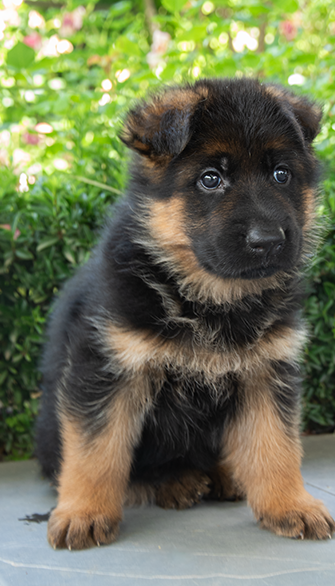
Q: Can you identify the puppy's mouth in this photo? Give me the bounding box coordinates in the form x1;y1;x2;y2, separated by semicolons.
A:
237;264;283;280
194;227;301;282
200;255;287;281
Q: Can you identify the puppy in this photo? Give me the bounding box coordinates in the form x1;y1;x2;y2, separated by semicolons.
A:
36;78;335;549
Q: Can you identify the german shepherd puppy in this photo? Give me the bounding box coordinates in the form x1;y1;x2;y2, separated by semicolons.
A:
36;78;335;549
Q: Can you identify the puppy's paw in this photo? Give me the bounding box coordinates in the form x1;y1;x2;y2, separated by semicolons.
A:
47;507;121;550
155;470;211;510
206;466;245;502
259;498;335;540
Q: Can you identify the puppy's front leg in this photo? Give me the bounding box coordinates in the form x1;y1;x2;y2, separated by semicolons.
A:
48;386;148;550
223;368;335;540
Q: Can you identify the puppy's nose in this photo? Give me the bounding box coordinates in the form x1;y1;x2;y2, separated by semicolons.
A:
246;225;286;255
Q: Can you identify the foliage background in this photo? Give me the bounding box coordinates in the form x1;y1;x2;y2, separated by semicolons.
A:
0;0;334;459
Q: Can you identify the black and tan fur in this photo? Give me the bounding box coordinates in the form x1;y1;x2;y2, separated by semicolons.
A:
36;78;335;549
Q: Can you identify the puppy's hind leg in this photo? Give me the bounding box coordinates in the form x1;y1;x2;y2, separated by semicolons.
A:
155;469;212;510
205;463;245;502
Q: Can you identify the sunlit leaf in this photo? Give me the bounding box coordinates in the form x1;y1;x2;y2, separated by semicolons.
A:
6;42;35;69
162;0;186;13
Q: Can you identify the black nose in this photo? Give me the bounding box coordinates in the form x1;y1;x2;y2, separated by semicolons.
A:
246;225;286;255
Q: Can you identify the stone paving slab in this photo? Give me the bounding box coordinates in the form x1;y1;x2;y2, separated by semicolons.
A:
0;435;334;586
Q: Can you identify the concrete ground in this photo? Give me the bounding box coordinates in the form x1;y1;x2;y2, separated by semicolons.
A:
0;434;334;586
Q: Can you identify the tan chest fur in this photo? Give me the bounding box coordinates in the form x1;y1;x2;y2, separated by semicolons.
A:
92;317;307;382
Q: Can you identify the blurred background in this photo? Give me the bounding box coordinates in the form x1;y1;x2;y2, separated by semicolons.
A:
0;0;334;460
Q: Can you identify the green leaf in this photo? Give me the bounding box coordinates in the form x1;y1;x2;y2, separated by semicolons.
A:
0;371;7;386
36;237;59;253
63;246;76;264
15;250;34;260
178;25;208;42
4;251;15;267
6;41;35;69
110;1;132;15
115;35;141;57
162;0;186;13
272;0;299;13
12;212;21;236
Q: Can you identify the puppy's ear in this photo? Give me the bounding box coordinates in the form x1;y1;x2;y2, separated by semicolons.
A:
266;84;322;143
120;87;204;158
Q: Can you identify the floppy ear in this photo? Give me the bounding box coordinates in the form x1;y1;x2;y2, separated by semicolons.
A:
120;87;204;158
266;84;322;144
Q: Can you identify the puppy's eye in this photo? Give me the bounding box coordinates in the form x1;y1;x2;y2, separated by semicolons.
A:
200;171;221;190
273;167;290;184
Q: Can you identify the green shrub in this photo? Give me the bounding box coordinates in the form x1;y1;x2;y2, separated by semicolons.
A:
303;175;335;432
0;172;118;458
1;0;335;459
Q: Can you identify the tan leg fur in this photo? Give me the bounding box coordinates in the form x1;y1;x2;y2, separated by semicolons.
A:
223;371;335;540
48;389;148;550
155;470;211;510
206;463;245;502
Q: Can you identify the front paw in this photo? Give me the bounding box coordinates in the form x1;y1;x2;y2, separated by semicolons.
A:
48;507;121;550
259;497;335;540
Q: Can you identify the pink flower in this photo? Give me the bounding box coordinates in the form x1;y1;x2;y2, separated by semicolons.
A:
0;224;20;240
23;33;42;50
23;133;40;146
279;20;297;41
60;7;85;37
61;13;75;36
147;29;171;68
0;149;9;167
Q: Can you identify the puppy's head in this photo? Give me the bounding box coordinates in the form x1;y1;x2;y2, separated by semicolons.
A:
121;78;322;286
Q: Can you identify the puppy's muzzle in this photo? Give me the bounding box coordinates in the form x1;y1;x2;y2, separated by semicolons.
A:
246;225;286;257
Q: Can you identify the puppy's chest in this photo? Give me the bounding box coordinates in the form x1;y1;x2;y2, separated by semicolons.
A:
166;299;269;351
149;302;276;382
106;294;303;382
